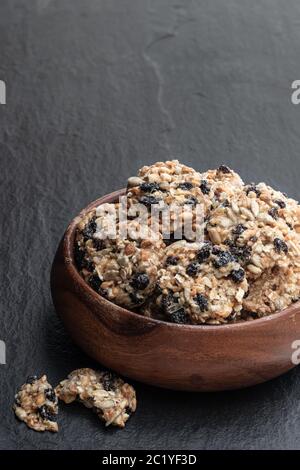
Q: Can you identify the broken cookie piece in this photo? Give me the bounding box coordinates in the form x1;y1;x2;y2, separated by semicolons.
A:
55;368;136;428
13;375;58;432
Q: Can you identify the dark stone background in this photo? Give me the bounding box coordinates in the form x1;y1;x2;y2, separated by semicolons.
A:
1;0;300;450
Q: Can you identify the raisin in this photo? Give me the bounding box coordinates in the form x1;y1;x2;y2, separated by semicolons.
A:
200;180;210;195
139;195;160;207
178;182;194;190
230;268;245;283
229;244;252;262
245;184;261;197
213;251;234;268
273;238;288;254
45;388;57;403
88;274;101;291
102;372;116;391
82;217;97;241
217;165;231;174
197;243;211;263
186;262;200;277
169;308;189;324
125;406;132;416
212;246;222;255
74;245;93;271
184;196;198;206
165;256;179;266
194;294;208;311
139;182;160;193
232;224;246;236
268;207;279;220
26;375;38;385
130;273;149;290
93;239;104;251
161;293;179;315
275;199;286;209
74;244;85;269
38;405;56;422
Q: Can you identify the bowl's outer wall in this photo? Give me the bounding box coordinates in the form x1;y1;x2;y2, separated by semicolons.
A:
51;191;300;391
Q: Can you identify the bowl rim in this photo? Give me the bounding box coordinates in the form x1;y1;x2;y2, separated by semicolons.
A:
62;188;300;332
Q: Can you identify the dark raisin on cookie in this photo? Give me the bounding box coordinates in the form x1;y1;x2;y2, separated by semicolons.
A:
161;293;180;315
194;294;209;311
200;179;210;195
184;196;198;206
274;199;286;209
74;244;93;271
169;308;189;324
197;243;211;263
93;239;104;251
139;182;160;193
268;207;279;220
230;268;245;283
227;243;252;262
217;165;231;174
38;405;56;422
45;388;57;403
82;217;97;241
186;262;200;277
139;195;161;207
102;372;117;391
212;246;222;255
130;273;150;290
213;250;234;268
26;375;38;385
88;274;101;291
245;184;261;197
273;238;288;254
232;224;246;236
178;182;194;190
165;256;179;266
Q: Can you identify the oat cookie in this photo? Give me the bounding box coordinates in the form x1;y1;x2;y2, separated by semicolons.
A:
207;184;300;278
75;204;165;308
55;368;136;428
13;375;58;432
127;162;245;241
243;265;300;315
201;165;244;206
126;160;209;240
155;240;248;324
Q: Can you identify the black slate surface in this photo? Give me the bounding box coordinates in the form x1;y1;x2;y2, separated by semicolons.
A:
1;0;300;450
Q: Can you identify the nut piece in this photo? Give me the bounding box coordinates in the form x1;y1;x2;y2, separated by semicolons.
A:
55;368;137;428
13;375;58;432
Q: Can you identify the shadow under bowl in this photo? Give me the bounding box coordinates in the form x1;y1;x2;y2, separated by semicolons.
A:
51;189;300;391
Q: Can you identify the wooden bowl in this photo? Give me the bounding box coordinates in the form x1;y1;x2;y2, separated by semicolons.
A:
51;189;300;391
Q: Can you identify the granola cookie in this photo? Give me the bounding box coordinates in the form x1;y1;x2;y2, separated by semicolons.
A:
55;368;136;428
126;160;209;240
243;265;300;316
155;240;248;324
75;204;165;308
13;375;58;432
207;183;300;278
201;165;244;206
126;162;244;241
